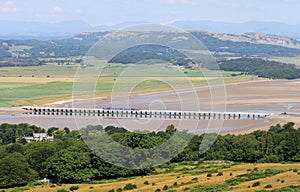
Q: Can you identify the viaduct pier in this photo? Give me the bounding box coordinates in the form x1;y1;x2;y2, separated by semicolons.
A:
21;106;270;120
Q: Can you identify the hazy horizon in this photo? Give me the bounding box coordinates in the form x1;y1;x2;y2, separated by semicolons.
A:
1;0;300;26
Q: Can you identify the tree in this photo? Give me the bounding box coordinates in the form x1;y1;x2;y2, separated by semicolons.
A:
46;147;98;183
47;127;59;136
0;153;37;188
70;185;79;191
25;142;56;178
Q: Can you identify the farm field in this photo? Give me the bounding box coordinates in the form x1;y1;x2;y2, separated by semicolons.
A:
270;56;300;67
7;162;300;192
0;63;246;107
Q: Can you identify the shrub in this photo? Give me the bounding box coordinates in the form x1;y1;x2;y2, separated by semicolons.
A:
217;172;223;176
265;184;273;188
152;182;156;186
143;181;149;185
57;190;68;192
163;185;169;190
173;182;178;187
155;189;161;192
192;177;198;181
27;181;44;187
90;186;94;189
108;189;115;192
116;188;122;192
207;173;212;177
177;176;180;178
293;169;298;172
69;186;79;191
50;184;56;188
226;177;247;186
281;180;285;183
230;173;233;176
123;183;137;190
252;181;261;187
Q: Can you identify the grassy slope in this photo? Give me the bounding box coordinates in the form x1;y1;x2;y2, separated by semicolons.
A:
8;162;300;192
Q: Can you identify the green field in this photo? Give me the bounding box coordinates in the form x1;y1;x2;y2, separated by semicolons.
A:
270;56;300;67
8;45;32;53
0;63;253;107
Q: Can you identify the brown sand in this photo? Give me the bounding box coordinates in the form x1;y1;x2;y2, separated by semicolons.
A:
0;79;299;134
0;107;25;115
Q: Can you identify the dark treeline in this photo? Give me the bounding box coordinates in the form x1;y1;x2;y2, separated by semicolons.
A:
109;44;192;66
218;58;300;79
0;122;300;188
0;58;45;67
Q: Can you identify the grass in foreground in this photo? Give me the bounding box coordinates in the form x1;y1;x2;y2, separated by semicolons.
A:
6;162;300;192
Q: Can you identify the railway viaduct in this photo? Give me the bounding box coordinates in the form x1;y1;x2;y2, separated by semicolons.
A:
21;106;270;120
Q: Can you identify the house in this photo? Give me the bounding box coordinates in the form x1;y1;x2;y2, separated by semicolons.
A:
24;133;54;143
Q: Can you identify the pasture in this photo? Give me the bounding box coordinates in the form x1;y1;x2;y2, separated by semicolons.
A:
0;63;248;107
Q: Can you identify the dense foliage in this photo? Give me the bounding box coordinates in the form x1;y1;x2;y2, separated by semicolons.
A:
218;58;300;79
0;58;45;67
0;123;45;145
0;122;300;188
109;44;191;66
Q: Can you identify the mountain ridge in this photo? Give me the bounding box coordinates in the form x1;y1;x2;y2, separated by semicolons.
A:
0;20;300;40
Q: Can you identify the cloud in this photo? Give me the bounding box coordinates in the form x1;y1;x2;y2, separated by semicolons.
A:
1;1;16;12
53;6;62;13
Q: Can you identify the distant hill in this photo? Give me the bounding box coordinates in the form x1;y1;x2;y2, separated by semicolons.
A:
1;31;300;61
0;20;94;40
0;20;145;40
201;31;300;50
171;20;300;39
1;20;300;39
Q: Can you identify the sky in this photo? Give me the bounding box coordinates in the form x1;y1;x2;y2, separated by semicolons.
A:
0;0;300;26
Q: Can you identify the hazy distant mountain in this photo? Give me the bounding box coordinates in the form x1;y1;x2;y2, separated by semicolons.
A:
0;20;94;39
1;20;300;39
0;20;146;40
171;20;300;38
94;21;148;31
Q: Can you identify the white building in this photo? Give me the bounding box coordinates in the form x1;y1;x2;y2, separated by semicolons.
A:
24;133;54;143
